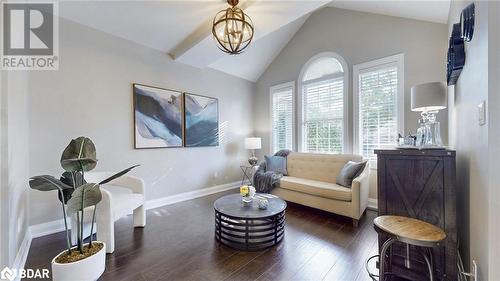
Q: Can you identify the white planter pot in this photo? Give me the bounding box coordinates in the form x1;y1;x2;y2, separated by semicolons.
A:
51;242;106;281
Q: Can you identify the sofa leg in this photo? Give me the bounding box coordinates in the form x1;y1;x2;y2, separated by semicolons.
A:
133;205;146;227
352;219;359;228
96;210;115;253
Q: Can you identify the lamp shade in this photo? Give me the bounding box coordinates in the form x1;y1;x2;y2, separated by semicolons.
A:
244;137;261;150
411;82;447;112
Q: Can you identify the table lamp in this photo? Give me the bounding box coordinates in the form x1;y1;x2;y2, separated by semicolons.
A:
244;137;261;165
411;82;447;147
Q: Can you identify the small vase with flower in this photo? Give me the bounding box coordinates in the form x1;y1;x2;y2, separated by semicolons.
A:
240;185;256;205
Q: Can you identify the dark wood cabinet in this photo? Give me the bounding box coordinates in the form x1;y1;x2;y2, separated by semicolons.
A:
375;149;457;281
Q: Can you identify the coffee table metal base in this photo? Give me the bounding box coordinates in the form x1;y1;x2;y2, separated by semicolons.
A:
215;209;285;251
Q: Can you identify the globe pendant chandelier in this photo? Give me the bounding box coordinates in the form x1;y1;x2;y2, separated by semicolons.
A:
212;0;254;55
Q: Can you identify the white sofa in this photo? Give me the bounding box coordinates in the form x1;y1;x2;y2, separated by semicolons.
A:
70;172;146;253
270;153;370;227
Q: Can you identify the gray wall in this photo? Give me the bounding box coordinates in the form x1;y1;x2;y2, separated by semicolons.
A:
487;3;500;280
27;18;255;225
254;7;448;199
0;69;5;269
448;1;500;279
0;70;30;268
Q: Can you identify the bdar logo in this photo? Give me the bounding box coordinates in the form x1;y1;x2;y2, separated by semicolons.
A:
0;267;16;281
0;267;49;280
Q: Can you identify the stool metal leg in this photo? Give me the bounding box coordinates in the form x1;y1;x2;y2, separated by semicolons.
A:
420;249;434;281
405;244;411;269
428;248;434;274
379;237;396;281
388;242;393;272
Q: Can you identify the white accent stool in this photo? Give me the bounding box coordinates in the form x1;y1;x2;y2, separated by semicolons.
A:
70;172;146;253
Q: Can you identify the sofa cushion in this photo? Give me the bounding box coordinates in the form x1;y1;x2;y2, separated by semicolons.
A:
102;185;145;220
265;155;288;175
279;176;352;201
336;161;367;188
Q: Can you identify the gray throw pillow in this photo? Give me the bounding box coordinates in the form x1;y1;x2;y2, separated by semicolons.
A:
336;161;367;188
265;155;287;175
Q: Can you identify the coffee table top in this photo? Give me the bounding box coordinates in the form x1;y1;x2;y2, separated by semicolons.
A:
214;193;286;219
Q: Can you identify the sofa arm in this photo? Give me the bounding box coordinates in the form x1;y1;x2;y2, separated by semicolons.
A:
256;162;266;173
251;165;260;180
351;162;370;219
86;172;145;196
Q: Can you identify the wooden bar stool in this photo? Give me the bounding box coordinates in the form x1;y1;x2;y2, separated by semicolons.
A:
374;216;446;281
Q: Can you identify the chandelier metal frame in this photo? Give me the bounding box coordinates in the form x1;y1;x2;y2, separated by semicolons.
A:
212;0;254;55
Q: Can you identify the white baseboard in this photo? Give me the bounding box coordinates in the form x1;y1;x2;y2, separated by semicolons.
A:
145;181;240;210
367;198;378;211
11;229;32;281
30;219;67;239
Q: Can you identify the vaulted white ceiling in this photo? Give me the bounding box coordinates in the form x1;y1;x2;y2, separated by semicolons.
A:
209;15;309;81
329;0;450;24
59;1;450;82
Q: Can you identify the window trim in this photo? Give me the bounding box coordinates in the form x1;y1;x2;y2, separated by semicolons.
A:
269;81;296;154
297;52;349;153
353;53;405;164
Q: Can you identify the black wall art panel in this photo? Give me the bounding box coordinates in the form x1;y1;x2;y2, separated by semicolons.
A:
447;3;474;86
447;23;465;86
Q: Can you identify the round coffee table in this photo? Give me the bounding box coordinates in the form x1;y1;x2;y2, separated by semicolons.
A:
214;193;286;251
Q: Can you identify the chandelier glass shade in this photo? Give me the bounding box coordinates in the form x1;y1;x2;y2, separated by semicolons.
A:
212;0;254;55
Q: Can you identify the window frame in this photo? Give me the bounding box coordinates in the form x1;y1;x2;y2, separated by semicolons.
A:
297;52;349;153
269;81;296;154
353;53;405;165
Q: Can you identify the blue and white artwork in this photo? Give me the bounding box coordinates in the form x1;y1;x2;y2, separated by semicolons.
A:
134;84;183;148
184;93;219;147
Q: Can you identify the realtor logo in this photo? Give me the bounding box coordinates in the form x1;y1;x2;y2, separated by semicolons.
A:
1;2;59;70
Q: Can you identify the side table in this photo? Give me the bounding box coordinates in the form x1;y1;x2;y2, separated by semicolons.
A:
240;165;258;185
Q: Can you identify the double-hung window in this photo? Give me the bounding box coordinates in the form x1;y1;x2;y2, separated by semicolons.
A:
270;82;294;153
354;54;404;163
299;54;348;154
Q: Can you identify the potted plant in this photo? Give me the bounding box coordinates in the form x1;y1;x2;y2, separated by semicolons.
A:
29;137;139;281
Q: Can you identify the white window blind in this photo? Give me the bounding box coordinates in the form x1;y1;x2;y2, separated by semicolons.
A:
271;85;294;153
302;77;344;153
357;65;399;161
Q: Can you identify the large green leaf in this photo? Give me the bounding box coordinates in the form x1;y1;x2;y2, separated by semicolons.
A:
60;171;86;187
58;172;86;204
29;175;73;192
66;183;102;216
60;137;97;172
99;165;141;185
58;188;74;205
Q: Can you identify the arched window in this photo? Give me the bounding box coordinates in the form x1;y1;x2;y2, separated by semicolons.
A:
298;53;348;154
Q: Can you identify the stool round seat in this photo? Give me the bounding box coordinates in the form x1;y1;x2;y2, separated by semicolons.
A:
373;215;446;281
374;216;446;245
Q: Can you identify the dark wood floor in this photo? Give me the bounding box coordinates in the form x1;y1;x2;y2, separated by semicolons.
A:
24;190;379;281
